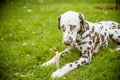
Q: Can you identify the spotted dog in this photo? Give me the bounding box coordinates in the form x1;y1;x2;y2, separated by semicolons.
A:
42;11;120;79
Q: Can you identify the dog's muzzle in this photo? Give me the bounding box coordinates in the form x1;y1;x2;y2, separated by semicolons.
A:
64;40;72;46
63;37;73;46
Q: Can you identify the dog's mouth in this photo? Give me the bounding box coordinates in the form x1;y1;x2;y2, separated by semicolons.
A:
63;40;75;46
64;43;71;46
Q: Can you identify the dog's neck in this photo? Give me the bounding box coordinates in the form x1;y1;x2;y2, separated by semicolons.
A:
76;29;85;43
76;21;89;42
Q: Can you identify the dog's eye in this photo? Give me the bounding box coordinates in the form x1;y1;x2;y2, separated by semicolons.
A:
62;28;66;32
70;25;76;31
61;25;66;32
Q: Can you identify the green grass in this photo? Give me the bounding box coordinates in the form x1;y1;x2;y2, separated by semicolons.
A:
0;0;120;80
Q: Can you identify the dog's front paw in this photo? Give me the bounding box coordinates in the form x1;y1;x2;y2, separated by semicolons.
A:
51;69;64;80
41;62;48;67
41;56;56;67
116;47;120;51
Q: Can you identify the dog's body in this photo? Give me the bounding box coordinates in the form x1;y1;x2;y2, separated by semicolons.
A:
42;11;120;79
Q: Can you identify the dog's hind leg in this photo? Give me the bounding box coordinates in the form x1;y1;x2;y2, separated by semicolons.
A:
109;23;120;51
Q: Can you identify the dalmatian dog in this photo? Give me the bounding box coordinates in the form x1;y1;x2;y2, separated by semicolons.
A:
42;11;120;79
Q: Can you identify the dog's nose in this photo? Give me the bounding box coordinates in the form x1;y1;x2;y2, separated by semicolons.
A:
64;40;72;46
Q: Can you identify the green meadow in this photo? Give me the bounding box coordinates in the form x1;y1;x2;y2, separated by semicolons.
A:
0;0;120;80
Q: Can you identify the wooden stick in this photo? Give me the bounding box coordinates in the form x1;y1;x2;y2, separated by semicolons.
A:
55;51;59;70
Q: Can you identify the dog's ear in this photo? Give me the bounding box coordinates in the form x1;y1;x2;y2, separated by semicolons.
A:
79;13;86;32
58;16;61;30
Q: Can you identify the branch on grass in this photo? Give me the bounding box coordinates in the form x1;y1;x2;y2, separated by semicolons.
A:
55;51;59;70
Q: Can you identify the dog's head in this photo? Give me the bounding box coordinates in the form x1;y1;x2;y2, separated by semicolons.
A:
58;11;86;46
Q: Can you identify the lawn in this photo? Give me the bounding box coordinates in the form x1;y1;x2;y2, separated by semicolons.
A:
0;0;120;80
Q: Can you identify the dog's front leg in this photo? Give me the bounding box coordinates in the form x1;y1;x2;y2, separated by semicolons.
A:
51;50;92;79
41;46;74;67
